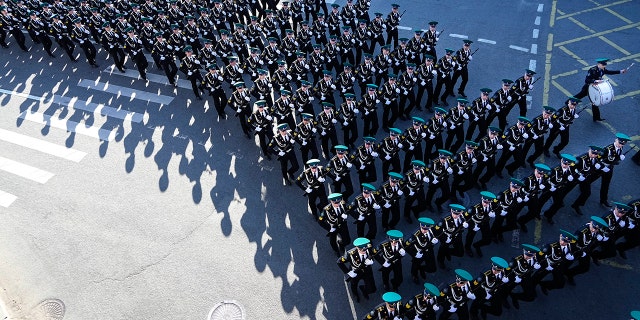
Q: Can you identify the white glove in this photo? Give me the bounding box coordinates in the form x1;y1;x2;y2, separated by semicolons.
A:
457;66;462;71
334;175;340;181
517;197;523;203
397;190;403;196
354;109;360;114
395;88;401;93
539;184;546;190
467;292;476;300
483;155;489;162
546;265;554;271
500;210;507;216
341;213;348;219
596;234;604;241
515;276;522;283
458;170;464;175
412;77;417;82
373;203;380;210
409;190;415;196
449;124;456;130
346;162;353;168
359;164;365;170
421;132;427;138
488;211;496;218
420;81;426;86
566;253;574;261
343;121;349;126
602;166;610;172
329;227;336;232
431;237;439;244
445;236;452;244
524;196;530;202
523;133;529;139
568;175;574;182
502;276;509;283
331;118;338;124
432;178;440;185
404;90;408;95
383;261;391;268
582;251;587;257
448;306;457;313
398;143;404;149
79;39;85;44
620;154;626;161
462;221;469;228
287;74;292;80
473;225;480;232
574;114;579;118
409;145;415;150
629;222;635;229
384;154;392;161
560;125;566;131
619;220;626;227
534;262;541;269
507;96;512;102
415;251;423;259
550;186;557;192
347;270;357;278
365;258;374;265
302;140;308;146
468;55;473;61
463;113;469;120
236;108;242;113
509;145;515;152
423;177;430;183
548;123;554;129
432;70;437;76
318;177;325;183
304;187;312;193
399;248;406;256
255;126;263;132
385;100;391;105
447;167;453;174
486;104;492;110
472;158;477;164
384;202;391;208
497;144;503;150
533;134;539;140
485;292;492;300
371;152;378;157
244;96;251;101
188;71;193;76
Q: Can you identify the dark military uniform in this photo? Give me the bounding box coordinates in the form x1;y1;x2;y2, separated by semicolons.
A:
443;103;469;152
71;20;98;66
464;196;497;257
353;139;379;185
436;208;468;269
101;26;126;71
451;42;472;97
384;6;400;47
415;59;437;111
339;99;359;147
423;111;447;160
440;277;478;320
270;128;300;184
247;104;274;158
379;175;404;231
511;71;534;117
379;131;402;181
123;32;148;80
297;162;331;218
179;52;204;99
380;77;399;130
360;87;380;136
517;167;551;232
405;222;440;282
351;189;381;239
543;99;579;157
474;130;502;188
434;52;457;106
509;247;543;308
496;119;530;177
273;93;297;132
0;9;29;51
375;235;406;291
573;61;624;121
50;18;76;60
570;148;605;214
325;150;355;200
28;14;54;56
337;241;377;302
228;86;252;135
486;82;515;131
293;85;315;118
402;121;425;171
152;35;178;86
202;68;227;118
317;106;340;158
320;198;353;255
403;164;428;222
523;110;554;166
397;66;417;119
425;154;454;211
542;157;579;224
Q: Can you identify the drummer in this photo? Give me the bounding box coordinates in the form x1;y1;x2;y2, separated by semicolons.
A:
572;58;629;122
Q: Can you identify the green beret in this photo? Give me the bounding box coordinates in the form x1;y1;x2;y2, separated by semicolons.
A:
281;89;291;95
255;100;266;107
560;153;577;164
534;163;551;172
615;132;630;141
412;116;425;124
344;93;355;99
543;106;556;113
322;102;334;108
517;116;530;124
445;48;454;54
522;244;541;255
613;201;632;211
277;123;289;130
389;128;402;135
334;144;348;152
488;126;502;134
510;178;524;187
386;229;403;239
411;160;426;167
450;203;466;212
480;191;497;200
455;268;473;281
328;192;342;201
388;172;403;180
590;216;609;229
434;107;446;114
465;140;479;148
361;183;376;192
418;217;435;226
363;136;376;143
480;88;492;94
301;112;313;119
183;45;193;52
559;229;577;241
456;98;468;104
491;256;509;269
438;149;453;157
353;237;370;248
423;283;440;296
382;291;402;303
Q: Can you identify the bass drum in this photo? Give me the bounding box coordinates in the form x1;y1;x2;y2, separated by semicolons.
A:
588;80;614;106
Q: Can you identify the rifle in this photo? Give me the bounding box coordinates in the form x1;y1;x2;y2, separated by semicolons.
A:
576;104;590;115
470;48;479;56
531;76;543;85
399;9;407;18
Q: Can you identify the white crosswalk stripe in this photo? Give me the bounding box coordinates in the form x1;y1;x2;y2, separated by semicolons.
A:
0;190;18;208
18;111;118;141
0;128;87;162
0;156;55;184
78;79;175;105
103;65;193;90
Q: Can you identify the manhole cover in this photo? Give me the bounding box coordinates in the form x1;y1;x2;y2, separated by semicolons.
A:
207;300;245;320
38;299;65;320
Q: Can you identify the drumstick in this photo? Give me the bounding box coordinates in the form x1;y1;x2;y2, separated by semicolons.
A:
625;63;634;71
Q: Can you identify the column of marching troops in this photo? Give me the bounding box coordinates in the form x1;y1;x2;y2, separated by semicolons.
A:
2;0;640;319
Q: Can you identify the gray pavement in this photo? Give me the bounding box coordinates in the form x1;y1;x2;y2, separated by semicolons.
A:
1;0;639;319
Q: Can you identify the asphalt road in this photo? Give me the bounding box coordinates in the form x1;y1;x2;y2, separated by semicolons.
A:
1;0;639;319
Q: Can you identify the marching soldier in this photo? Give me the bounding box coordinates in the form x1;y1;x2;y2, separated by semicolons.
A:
572;58;629;121
404;283;443;320
231;23;248;63
364;292;405;320
290;51;310;87
440;269;477;320
524;106;556;167
250;69;274;107
509;244;543;309
474;126;502;190
314;69;337;108
327;4;341;37
511;69;536;117
243;47;263;81
402;116;425;171
451;141;479;200
203;65;227;119
543;96;581;158
223;55;244;88
360;84;380;137
451;40;473;98
384;4;400;47
326;145;355;201
375;230;406;291
247;100;274;159
372;45;392;86
272;61;293;96
616;199;640;259
320;192;353;256
70;17;98;67
353;19;369;64
351;183;381;239
297;21;313;53
198;9;216;42
405;218;440;283
495;116;531;178
570;145;605;215
281;29;298;65
379;128;403;181
406;29;424;65
339;93;359;148
353;136;379;185
380;172;404;232
368;13;385;55
274;89;297;131
270;123;300;185
517;163;551;233
49;14;76;60
262;38;282;74
425;149;454;212
565;216;609;284
423;107;447;160
246;16;263;50
337;63;356;98
466;88;493;141
338;238;377;303
168;24;187;61
422;21;439;60
598;132;630;207
114;14;133;35
139;18;157;55
311;13;328;45
355;53;375;94
436;204;469;270
380;73;400;131
444;98;469;152
324;35;340;73
434;48;457;107
390;37;408;74
469;257;510;320
296;158;329;217
542;154;579;224
415;55;437;112
492;178;526;243
214;29;234;65
403;160;429;224
535;230;578;295
123;27;148;81
464;191;497;258
228;82;252;137
294;80;315;117
317;102;340;159
592;201;634;262
339;26;355;66
309;44;325;83
485;79;515;130
292;113;319;164
152;33;178;86
397;62;417;120
28;10;55;57
0;6;29;51
179;46;204;99
101;22;126;71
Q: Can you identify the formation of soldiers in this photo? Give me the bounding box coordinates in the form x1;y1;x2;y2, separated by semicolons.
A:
350;198;639;320
2;0;639;318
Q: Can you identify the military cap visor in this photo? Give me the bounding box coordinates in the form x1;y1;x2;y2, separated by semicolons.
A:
438;149;453;157
277;123;289;130
450;204;466;212
480;191;497;200
388;172;403;180
382;291;402;303
412;116;425;124
522;244;541;255
613;201;632;211
418;217;435;226
306;159;321;166
361;183;376;192
455;268;473;281
491;256;509;269
424;283;440;296
559;229;577;241
615;132;631;142
389;128;402;135
411;160;426;167
353;237;370;247
590;216;609;229
386;229;403;239
596;58;609;65
534;163;551;172
434;107;447;114
328;192;342;201
480;88;492;94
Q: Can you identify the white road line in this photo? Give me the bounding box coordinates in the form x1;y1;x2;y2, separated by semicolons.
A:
397;26;412;30
0;88;143;123
509;45;530;52
534;16;541;25
0;156;55;184
533;29;539;39
531;44;538;54
0;128;87;162
477;38;497;44
537;4;544;12
325;0;335;3
103;66;193;90
77;79;174;105
526;96;533;109
18;111;117;141
449;34;468;39
529;59;537;72
0;190;18;208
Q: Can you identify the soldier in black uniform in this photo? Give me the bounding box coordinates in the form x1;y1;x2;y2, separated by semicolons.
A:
572;58;629;121
390;37;408;75
492;178;526;243
380;73;400;131
524;106;555;167
355;53;375;95
262;38;282;74
451;40;473;98
326;144;355;201
406;29;424;66
616;199;639;259
203;65;227;119
317;102;340;159
496;116;531;178
353;136;379;185
450;141;478;200
339;93;359;148
469;257;511;320
379;128;402;181
364;292;405;320
336;63;355;99
423;107;447;161
360;84;379;136
509;244;543;309
152;33;178;86
405;218;440;283
243;47;263;81
372;45;391;87
565;216;609;284
101;22;126;71
0;6;29;51
223;55;244;88
179;46;204;99
70;17;98;67
415;55;437;112
353;19;369;64
511;69;536;117
464;191;497;258
402;117;425;171
228;82;252;137
397;62;417;119
274;89;297;131
403;160;428;224
320;192;353;256
422;21;439;60
440;268;477;320
297;158;330;217
281;29;298;66
542;154;579;224
516;163;551;233
384;4;400;47
28;10;55;57
247;100;274;159
308;44;325;83
272;61;293;96
434;48;457;107
466;88;492;141
338;237;377;303
368;13;385;55
49;14;76;60
375;230;406;291
474;126;502;190
485;79;513;130
436;204;469;270
535;230;577;295
314;69;337;108
326;4;341;37
293;80;314;117
290;51;310;87
339;25;355;66
570;145;605;215
425;149;454;212
543;96;581;158
592;202;633;262
351;183;381;239
250;69;274;107
380;172;404;232
404;282;443;320
598;132;630;207
270;123;300;184
444;98;469;152
123;27;148;80
324;35;340;73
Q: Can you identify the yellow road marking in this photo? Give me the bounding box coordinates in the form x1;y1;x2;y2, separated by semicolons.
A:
551;80;574;96
552;70;578;80
543;34;554;106
534;219;542;244
551;53;640;80
558;45;590;66
614;89;640;100
598;36;631;56
603;7;633;24
555;0;632;20
567;16;596;33
554;22;640;47
550;0;558;27
599;259;634;270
